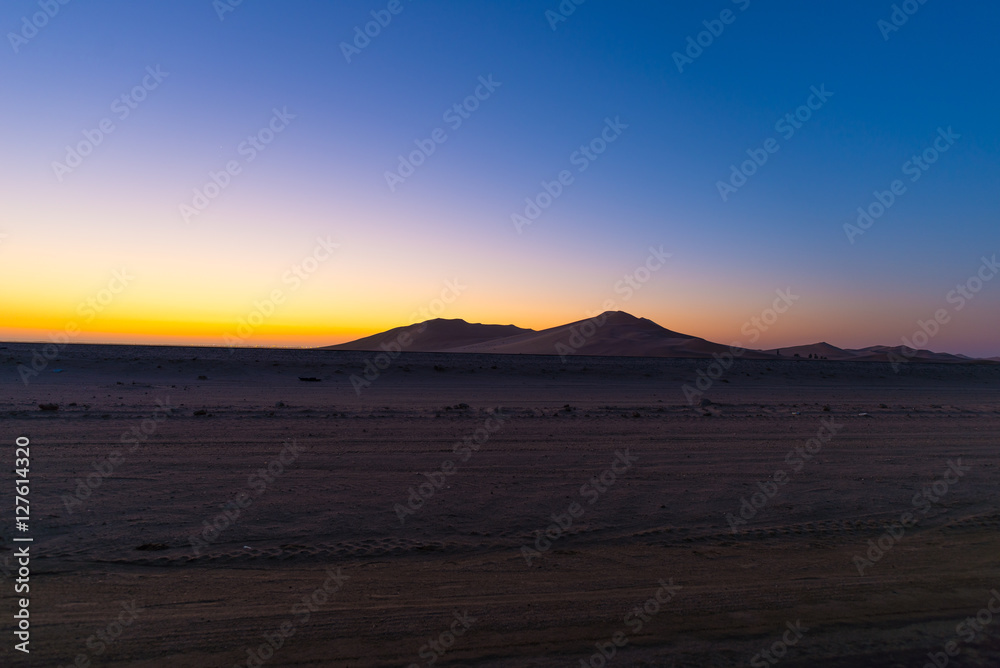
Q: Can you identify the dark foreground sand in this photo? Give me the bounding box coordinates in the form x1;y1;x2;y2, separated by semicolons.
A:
2;343;999;667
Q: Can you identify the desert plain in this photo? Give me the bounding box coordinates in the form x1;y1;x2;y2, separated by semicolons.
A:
2;342;999;667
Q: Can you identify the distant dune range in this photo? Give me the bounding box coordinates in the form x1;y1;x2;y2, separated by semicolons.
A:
323;311;994;363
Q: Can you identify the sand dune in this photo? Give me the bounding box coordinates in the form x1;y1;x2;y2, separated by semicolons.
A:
446;311;771;359
323;319;532;352
847;345;972;363
760;342;972;363
325;311;994;363
324;311;774;359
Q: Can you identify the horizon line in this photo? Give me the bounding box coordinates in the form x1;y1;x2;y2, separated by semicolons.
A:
2;309;995;360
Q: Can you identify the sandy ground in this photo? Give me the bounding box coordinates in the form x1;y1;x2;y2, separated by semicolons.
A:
1;343;999;667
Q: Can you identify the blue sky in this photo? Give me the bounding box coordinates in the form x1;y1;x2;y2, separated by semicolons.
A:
2;0;998;355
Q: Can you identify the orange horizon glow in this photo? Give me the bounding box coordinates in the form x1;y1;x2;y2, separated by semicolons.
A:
2;304;997;357
2;222;996;357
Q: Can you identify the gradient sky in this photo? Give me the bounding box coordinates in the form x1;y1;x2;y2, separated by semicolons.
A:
1;0;998;356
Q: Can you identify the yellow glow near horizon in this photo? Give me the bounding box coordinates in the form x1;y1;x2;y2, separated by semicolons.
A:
1;201;996;355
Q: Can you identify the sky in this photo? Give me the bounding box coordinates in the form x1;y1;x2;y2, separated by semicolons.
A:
1;0;998;356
